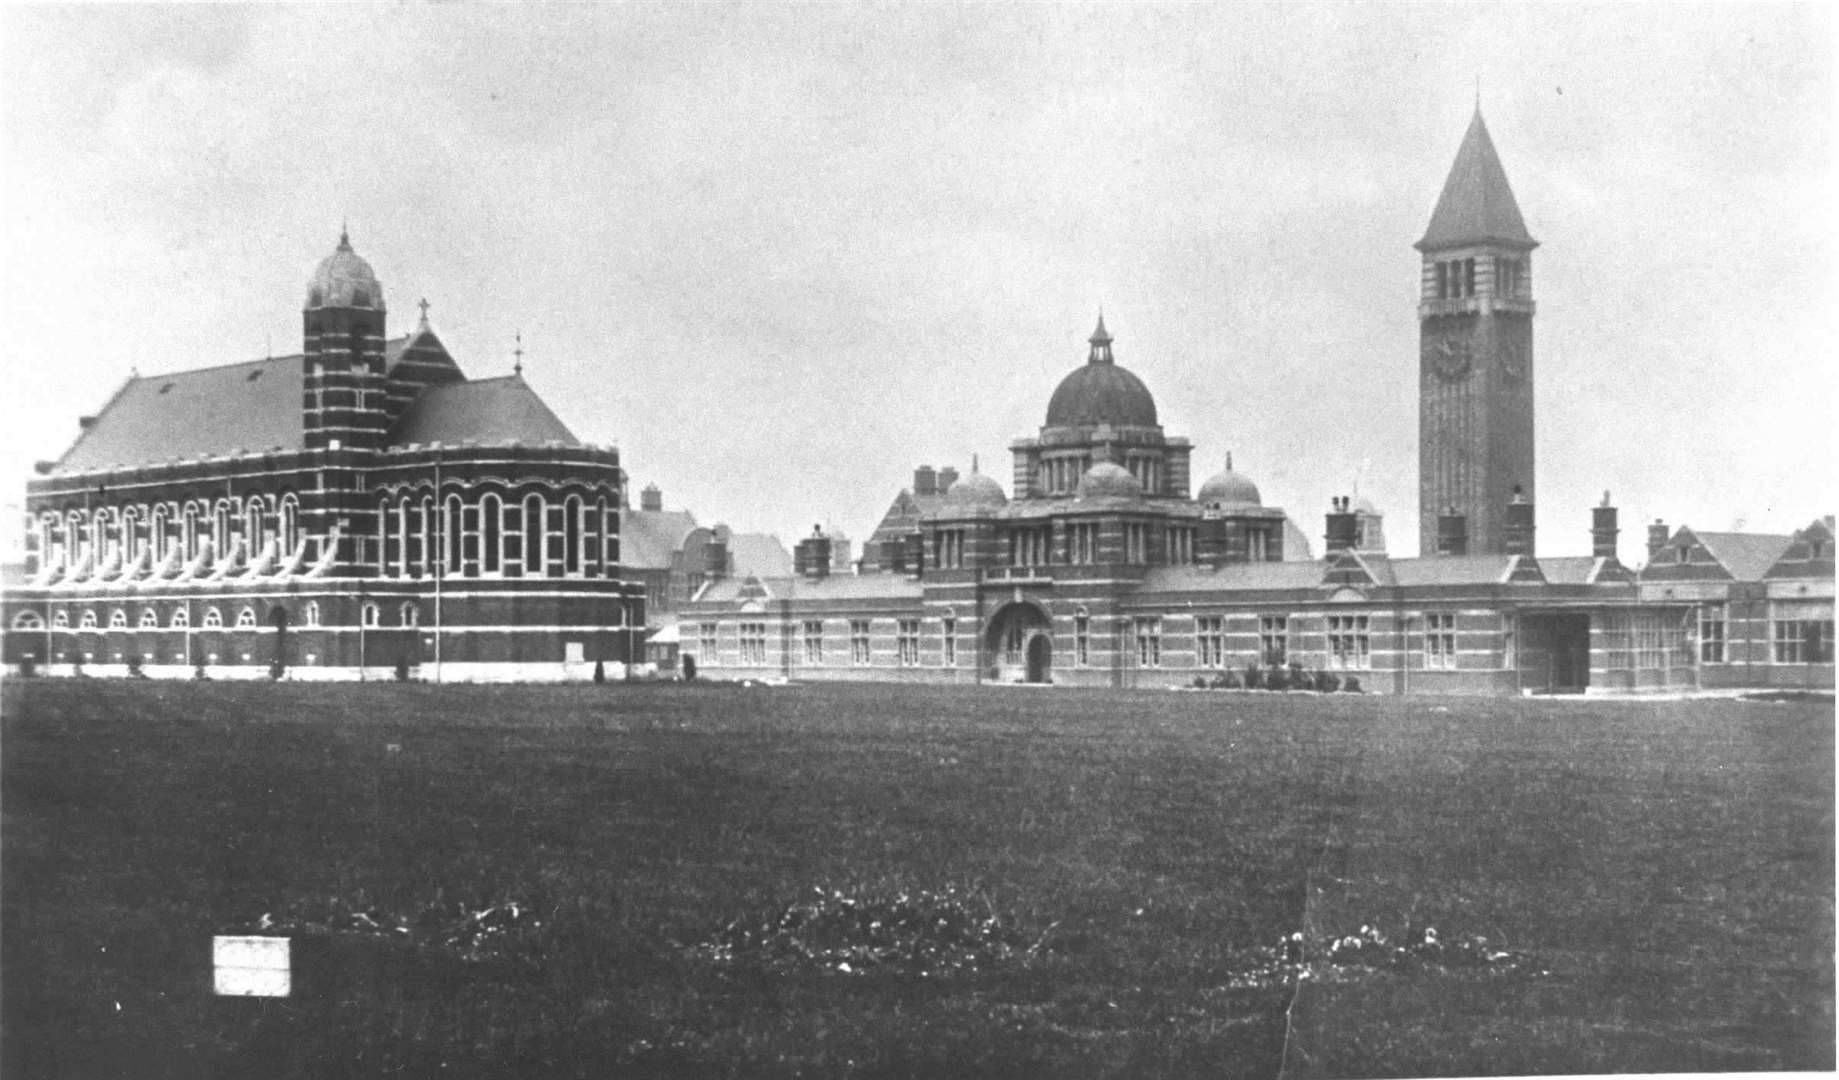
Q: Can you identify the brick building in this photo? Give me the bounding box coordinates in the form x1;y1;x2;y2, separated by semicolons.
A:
3;231;637;680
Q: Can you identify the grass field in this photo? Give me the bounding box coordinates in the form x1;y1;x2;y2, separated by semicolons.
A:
3;679;1832;1078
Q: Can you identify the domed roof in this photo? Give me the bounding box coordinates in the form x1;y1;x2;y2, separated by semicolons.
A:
1196;456;1262;508
306;228;384;310
1044;315;1158;429
943;467;1006;511
1076;461;1144;501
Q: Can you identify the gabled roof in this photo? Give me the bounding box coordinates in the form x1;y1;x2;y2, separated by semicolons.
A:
1140;560;1331;593
728;532;794;578
619;509;700;570
388;375;579;447
1418;110;1535;251
52;355;307;474
1690;530;1794;582
1390;554;1516;587
1766;518;1836;580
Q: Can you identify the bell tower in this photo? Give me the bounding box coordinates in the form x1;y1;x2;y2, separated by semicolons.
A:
1417;109;1537;556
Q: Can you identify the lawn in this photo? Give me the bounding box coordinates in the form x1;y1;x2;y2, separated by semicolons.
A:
2;679;1831;1078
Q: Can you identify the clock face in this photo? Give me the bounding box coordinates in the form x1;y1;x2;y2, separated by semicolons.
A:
1422;331;1472;382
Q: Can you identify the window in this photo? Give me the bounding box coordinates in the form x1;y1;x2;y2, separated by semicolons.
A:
1125;522;1149;563
935;529;966;569
245;496;266;552
1167;526;1196;566
304;602;319;628
564;495;584;575
1327;614;1371;670
803;620;824;664
53;610;70;629
898;619;921;666
280;496;300;557
377;496;394;575
739;622;767;666
12;611;45;631
170;608;189;629
236;607;258;629
1006;526;1049;567
362;604;380;628
481;494;503;574
1074;611;1090;667
80;609;98;629
524;495;546;576
1424;612;1456;669
1686;603;1726;664
850;619;872;665
108;608;128;629
400;602;420;628
1773;607;1834;664
1259;615;1288;666
941;617;957;666
202;607;223;629
1197;616;1225;668
1069;522;1100;565
445;495;464;575
1133;616;1162;667
1435;261;1449;299
139;608;159;629
699;621;718;662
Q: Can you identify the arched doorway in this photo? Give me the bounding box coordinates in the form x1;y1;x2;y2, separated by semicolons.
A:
986;601;1052;684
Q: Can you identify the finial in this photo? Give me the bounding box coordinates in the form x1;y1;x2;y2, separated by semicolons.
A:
1601;489;1612;507
418;297;430;329
1087;310;1113;363
339;219;350;250
512;330;524;377
1226;451;1233;471
1474;74;1481;112
971;452;980;474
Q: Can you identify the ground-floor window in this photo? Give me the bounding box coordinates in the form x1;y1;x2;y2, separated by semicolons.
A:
699;621;718;663
1327;614;1371;670
739;622;768;666
898;619;921;666
1133;616;1162;668
361;604;380;629
850;620;872;665
1697;603;1726;663
803;620;824;664
1773;607;1834;664
1074;612;1090;667
941;617;956;666
1424;612;1456;669
1259;615;1287;666
1196;615;1225;667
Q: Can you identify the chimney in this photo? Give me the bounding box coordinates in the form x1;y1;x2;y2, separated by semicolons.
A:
882;537;906;573
1324;496;1359;553
901;531;924;577
702;536;729;581
1591;490;1619;561
1503;486;1535;556
937;466;959;493
794;524;832;579
639;483;663;512
1436;507;1468;556
1647;519;1670;564
79;415;98;430
913;465;938;497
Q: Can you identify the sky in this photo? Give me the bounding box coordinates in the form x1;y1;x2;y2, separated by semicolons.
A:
0;3;1831;559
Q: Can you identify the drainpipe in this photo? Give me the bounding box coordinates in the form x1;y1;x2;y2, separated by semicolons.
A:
433;451;443;684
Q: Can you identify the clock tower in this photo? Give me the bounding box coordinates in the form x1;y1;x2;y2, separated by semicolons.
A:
1417;109;1537;557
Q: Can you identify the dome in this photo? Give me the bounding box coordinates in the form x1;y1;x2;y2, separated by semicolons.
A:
943;469;1006;511
1044;314;1158;428
1076;461;1144;501
1197;459;1262;508
306;228;384;310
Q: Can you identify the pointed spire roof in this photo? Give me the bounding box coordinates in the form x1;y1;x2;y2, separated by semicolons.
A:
1417;110;1536;251
1087;312;1114;364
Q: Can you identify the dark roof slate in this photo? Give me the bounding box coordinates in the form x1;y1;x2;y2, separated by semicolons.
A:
1418;110;1535;250
620;509;700;570
1691;531;1794;582
53;355;306;474
388;375;579;447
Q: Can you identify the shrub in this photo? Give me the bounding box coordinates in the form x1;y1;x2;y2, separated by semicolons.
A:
1191;675;1210;690
1288;661;1308;690
17;656;36;678
127;656;145;679
1315;669;1341;693
192;662;209;680
394;658;411;683
1242;663;1264;690
1342;675;1362;694
72;658;85;678
682;655;697;681
594;660;607;685
1265;664;1288;692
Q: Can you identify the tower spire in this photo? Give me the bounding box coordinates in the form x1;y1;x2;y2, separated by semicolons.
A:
1087;310;1113;364
1416;110;1535;251
338;219;350;250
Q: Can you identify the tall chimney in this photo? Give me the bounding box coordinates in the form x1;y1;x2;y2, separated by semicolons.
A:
1591;491;1619;561
1647;519;1670;564
794;524;832;579
937;466;959;493
913;465;938;497
1503;486;1535;556
1324;496;1359;553
1436;507;1468;556
702;536;729;581
639;484;663;512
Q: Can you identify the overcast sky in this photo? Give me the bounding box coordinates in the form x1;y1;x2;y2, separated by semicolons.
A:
0;4;1830;559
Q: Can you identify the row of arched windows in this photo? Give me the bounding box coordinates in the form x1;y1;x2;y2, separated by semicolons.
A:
31;494;302;571
372;490;616;579
9;599;420;632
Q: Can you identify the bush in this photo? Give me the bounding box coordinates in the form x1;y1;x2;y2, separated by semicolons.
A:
268;659;285;681
1242;663;1264;690
1288;662;1308;690
1342;676;1362;694
594;660;607;685
682;655;697;681
1265;664;1288;692
394;658;411;683
127;656;146;679
192;662;209;680
1314;670;1341;693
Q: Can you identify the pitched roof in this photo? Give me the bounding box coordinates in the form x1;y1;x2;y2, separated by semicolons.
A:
1418;110;1535;251
619;509;700;570
1691;531;1794;582
1140;560;1330;593
52;355;306;474
388;375;579;447
1390;554;1518;587
727;532;793;577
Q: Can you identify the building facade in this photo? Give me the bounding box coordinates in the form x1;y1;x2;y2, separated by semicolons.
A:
3;232;638;680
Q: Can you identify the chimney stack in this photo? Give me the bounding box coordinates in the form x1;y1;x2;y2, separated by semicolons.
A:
702;536;729;581
1503;486;1535;556
639;483;663;512
1436;507;1468;556
1647;519;1670;564
1591;490;1619;561
901;531;925;577
794;524;832;579
937;466;959;493
913;465;938;497
1324;496;1359;553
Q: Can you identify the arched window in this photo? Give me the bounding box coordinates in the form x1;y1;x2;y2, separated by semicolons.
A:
419;496;435;576
12;611;45;631
601;496;616;573
214;501;232;553
564;495;583;575
91;508;112;559
120;507;139;560
66;511;85;561
53;610;70;630
279;495;300;556
39;514;58;567
170;607;190;628
396;497;411;577
399;601;419;627
139;608;159;628
245;496;266;552
202;607;223;629
481;494;502;574
79;609;98;629
377;496;394;576
149;506;168;562
108;608;128;629
445;495;464;575
235;607;258;629
587;496;607;577
182;503;199;558
362;603;380;628
524;495;545;576
304;601;320;627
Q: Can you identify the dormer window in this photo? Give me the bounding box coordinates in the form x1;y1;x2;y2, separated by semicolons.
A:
1676;544;1689;564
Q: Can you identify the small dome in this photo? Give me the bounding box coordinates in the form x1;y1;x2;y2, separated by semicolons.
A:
943;470;1006;511
1352;496;1380;516
1197;462;1262;508
306;228;384;310
1077;461;1144;501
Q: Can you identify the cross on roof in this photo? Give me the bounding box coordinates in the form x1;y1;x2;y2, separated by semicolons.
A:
417;297;430;327
513;331;524;376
